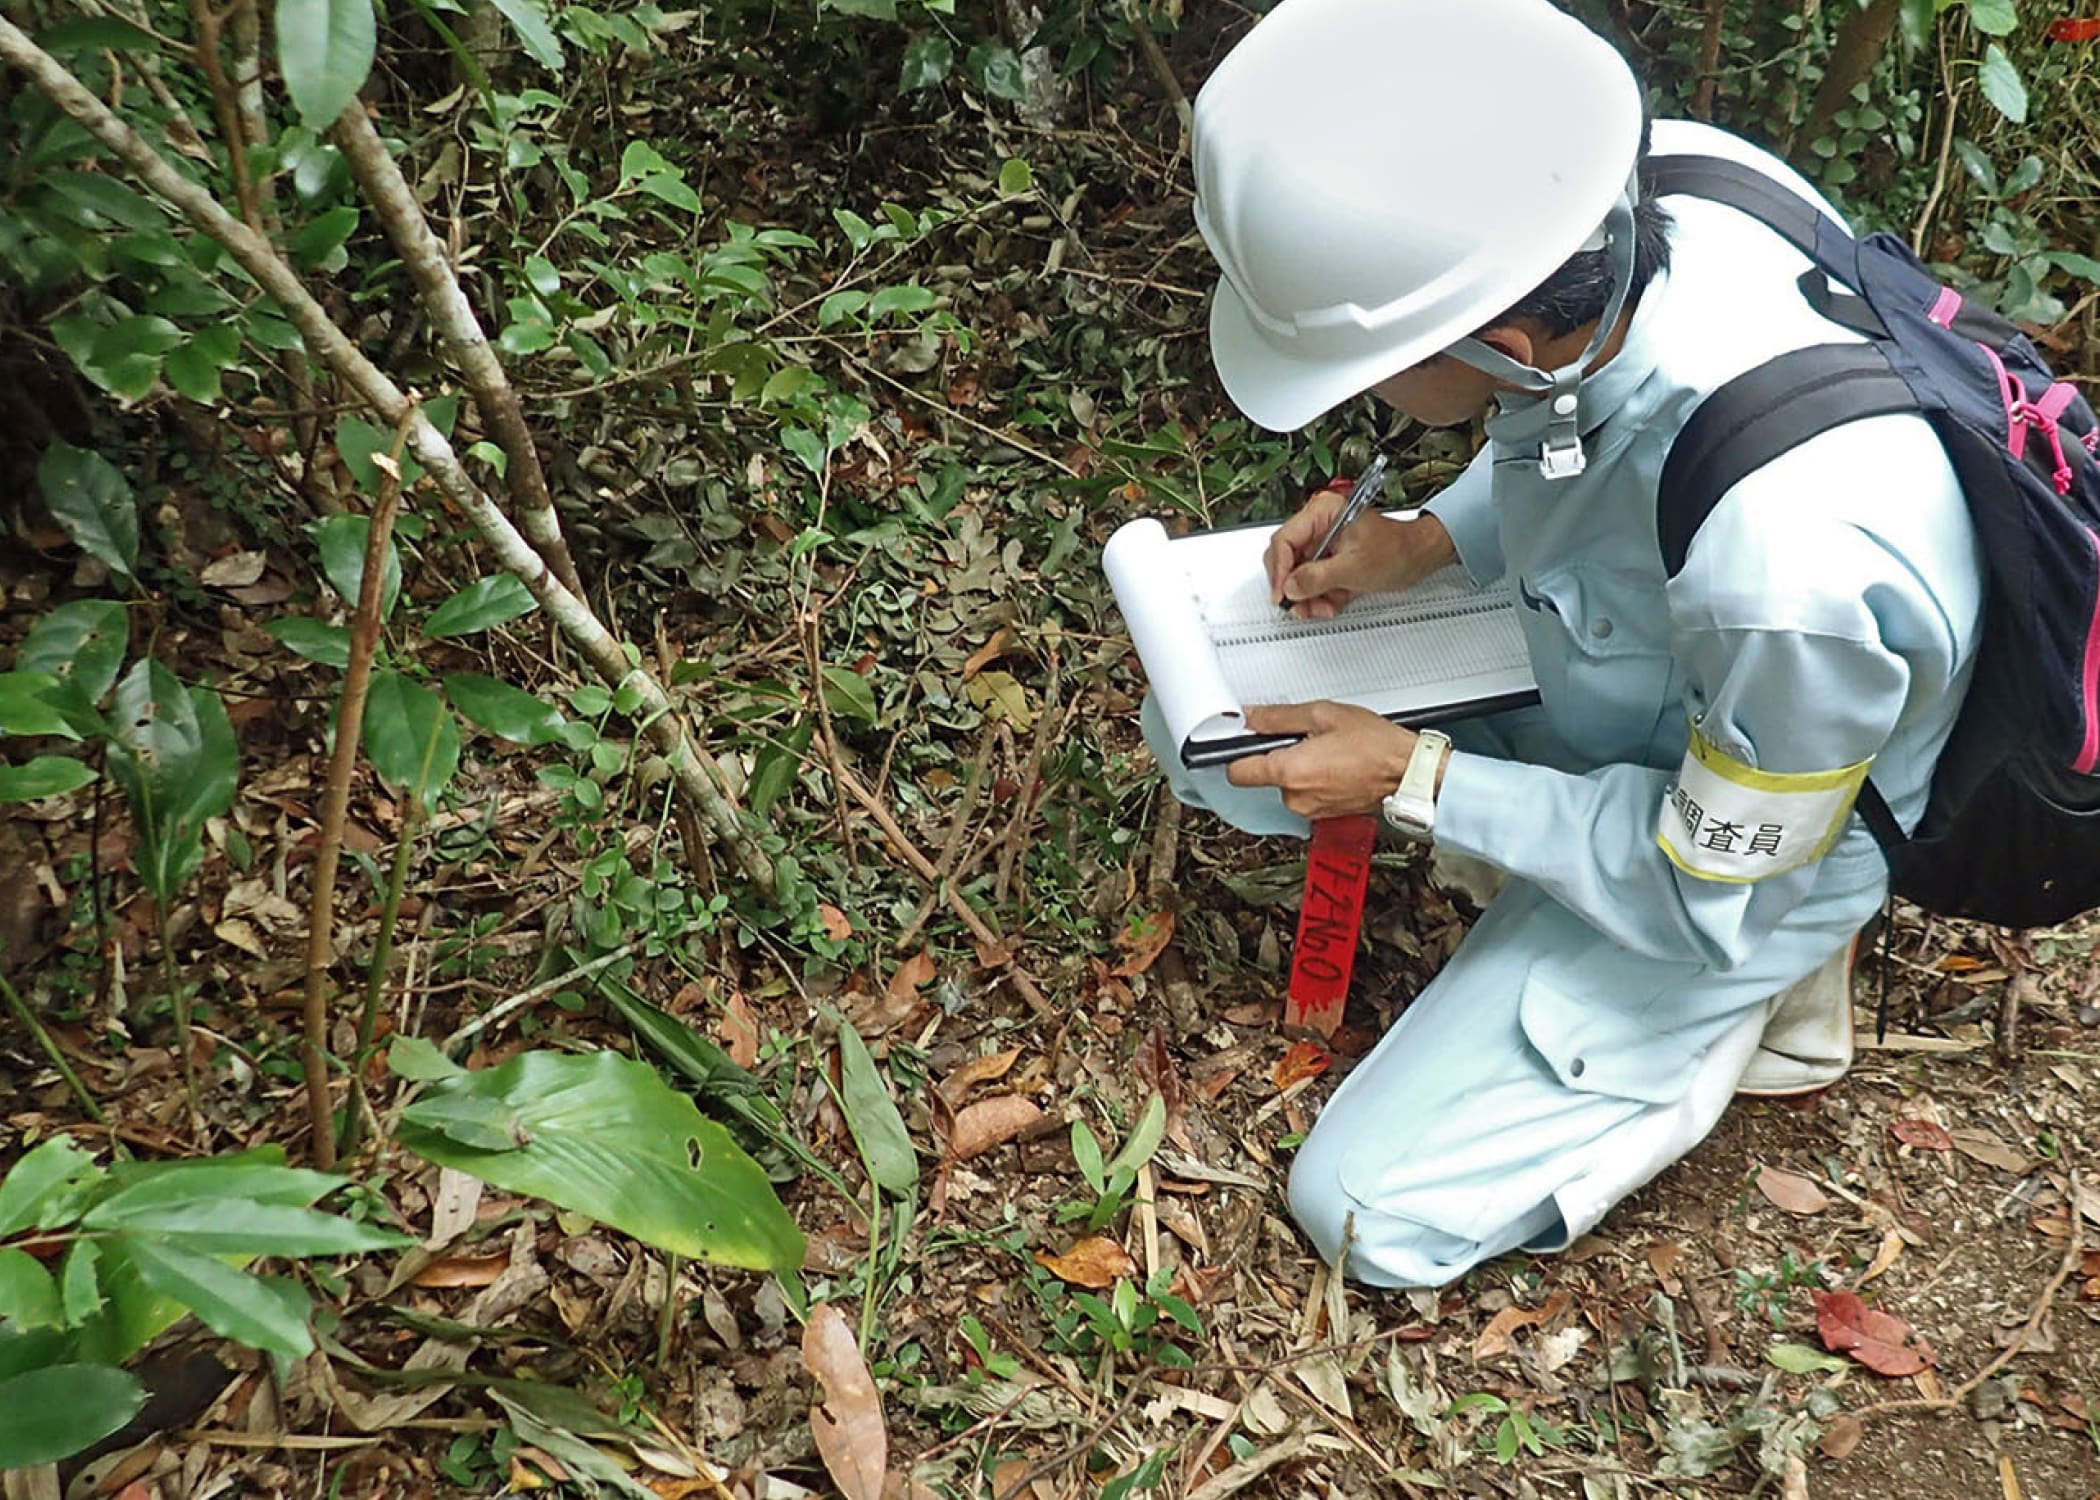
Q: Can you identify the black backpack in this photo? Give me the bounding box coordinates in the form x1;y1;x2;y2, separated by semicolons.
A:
1646;153;2100;929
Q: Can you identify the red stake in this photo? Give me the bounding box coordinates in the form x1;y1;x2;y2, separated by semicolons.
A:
1284;814;1378;1039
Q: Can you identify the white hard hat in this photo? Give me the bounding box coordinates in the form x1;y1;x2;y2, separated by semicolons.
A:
1193;0;1646;448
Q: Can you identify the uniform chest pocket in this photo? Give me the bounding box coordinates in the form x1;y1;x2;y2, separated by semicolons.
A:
1514;563;1677;767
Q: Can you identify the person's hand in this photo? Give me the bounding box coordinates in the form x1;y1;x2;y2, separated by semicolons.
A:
1226;702;1440;820
1265;485;1460;620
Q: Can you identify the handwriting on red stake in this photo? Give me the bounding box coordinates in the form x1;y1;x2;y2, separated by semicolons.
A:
1285;815;1377;1039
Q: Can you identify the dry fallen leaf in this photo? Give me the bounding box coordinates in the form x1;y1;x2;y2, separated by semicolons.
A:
889;949;937;1004
1109;910;1175;978
937;1047;1023;1106
1814;1289;1936;1377
1035;1235;1138;1289
1819;1413;1864;1460
961;626;1014;681
803;1303;887;1500
949;1095;1042;1160
411;1252;510;1288
1859;1227;1906;1285
718;991;761;1069
201;549;268;588
1756;1165;1831;1216
1949;1129;2035;1174
1891;1118;1955;1151
1474;1291;1570;1360
1647;1240;1687;1291
820;904;854;942
1271;1040;1332;1091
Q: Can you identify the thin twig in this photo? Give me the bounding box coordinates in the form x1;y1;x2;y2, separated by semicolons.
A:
0;964;111;1130
441;942;641;1053
1911;28;1961;255
301;410;414;1169
896;725;995;952
995;660;1063;904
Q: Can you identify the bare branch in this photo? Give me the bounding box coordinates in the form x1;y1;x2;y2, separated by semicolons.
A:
332;105;587;600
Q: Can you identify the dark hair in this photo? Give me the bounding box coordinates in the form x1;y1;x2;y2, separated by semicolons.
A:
1485;115;1673;339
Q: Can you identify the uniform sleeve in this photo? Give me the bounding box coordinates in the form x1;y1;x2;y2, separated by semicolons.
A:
1430;517;1966;969
1423;443;1504;587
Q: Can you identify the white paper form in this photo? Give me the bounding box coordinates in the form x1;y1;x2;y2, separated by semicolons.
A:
1104;516;1537;766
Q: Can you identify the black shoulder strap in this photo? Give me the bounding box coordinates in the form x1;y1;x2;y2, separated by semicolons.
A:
1655;344;1918;578
1643;153;1830;262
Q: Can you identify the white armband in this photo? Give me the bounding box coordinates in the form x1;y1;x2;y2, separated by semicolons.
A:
1656;725;1870;883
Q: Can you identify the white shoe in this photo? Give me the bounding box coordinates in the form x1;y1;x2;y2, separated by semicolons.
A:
1737;938;1858;1097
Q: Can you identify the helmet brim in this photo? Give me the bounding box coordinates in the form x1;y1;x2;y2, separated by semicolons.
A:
1208;274;1452;433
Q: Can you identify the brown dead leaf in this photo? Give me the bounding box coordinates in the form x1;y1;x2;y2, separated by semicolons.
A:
950;1095;1042;1160
1891;1118;1955;1151
1647;1241;1687;1293
1474;1291;1571;1360
819;904;854;942
1819;1413;1864;1460
937;1047;1023;1106
890;949;937;1004
1271;1040;1331;1091
1756;1165;1831;1216
1814;1289;1936;1377
411;1253;510;1288
1949;1129;2036;1174
1035;1235;1138;1289
718;991;760;1069
961;626;1014;681
1222;1001;1279;1027
1109;910;1175;978
201;550;268;589
803;1303;887;1500
1859;1227;1906;1285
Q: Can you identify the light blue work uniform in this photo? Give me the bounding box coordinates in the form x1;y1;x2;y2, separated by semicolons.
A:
1146;121;1985;1286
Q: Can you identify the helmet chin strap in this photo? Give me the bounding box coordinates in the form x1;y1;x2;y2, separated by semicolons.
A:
1445;192;1638;480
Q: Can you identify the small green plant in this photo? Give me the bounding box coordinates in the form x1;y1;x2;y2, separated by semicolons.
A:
1734;1253;1828;1330
1064;1093;1167;1231
1449;1392;1567;1465
958;1313;1019;1383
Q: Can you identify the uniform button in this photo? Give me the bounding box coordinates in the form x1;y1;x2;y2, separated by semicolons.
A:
1591;617;1614;639
1570;1057;1586;1078
1552;393;1578;415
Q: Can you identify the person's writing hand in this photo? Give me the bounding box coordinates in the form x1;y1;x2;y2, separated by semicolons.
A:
1225;703;1440;821
1265;484;1460;619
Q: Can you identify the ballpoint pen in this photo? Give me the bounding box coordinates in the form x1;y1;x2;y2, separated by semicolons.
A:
1281;453;1389;612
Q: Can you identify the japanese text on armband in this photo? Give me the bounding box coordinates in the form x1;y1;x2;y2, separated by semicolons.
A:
1656;726;1870;883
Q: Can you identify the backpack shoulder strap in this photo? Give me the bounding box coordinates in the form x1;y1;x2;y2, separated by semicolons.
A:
1656;343;1917;578
1643;153;1833;262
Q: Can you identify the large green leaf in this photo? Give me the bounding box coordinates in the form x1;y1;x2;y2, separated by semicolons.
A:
275;0;376;126
0;672;77;739
424;575;538;638
266;618;351;670
0;756;96;803
0;1248;63;1330
445;673;566;745
84;1199;406;1257
17;599;129;705
836;1022;917;1198
898;32;953;91
1978;43;2026;123
313;513;401;619
103;662;238;904
0;1138;99;1236
490;0;563;71
1964;0;2017;35
363;671;460;808
124;1238;314;1358
37;439;137;578
396;1051;804;1272
0;1364;144;1467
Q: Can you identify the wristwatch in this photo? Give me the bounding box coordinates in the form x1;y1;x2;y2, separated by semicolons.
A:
1380;728;1451;839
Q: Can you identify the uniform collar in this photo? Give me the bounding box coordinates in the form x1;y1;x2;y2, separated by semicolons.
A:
1482;266;1671;459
